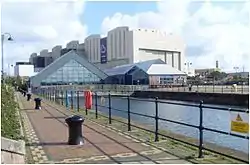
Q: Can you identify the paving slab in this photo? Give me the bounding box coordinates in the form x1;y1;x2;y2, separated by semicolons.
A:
17;92;192;164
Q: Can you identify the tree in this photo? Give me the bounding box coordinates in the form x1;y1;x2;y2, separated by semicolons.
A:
207;71;227;81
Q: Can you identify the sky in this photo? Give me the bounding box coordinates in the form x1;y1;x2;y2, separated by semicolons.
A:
1;0;250;74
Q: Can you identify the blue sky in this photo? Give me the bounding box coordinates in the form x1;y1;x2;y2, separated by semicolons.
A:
82;1;158;34
2;0;249;72
82;1;247;35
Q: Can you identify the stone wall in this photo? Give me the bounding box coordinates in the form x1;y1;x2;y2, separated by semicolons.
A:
1;137;25;164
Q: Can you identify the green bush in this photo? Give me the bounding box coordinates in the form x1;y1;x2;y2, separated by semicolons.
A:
1;84;21;140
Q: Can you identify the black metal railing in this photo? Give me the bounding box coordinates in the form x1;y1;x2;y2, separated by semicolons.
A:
39;84;249;94
35;88;249;163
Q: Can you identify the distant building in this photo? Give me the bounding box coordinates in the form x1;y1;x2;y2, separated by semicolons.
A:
85;26;185;71
216;60;219;69
104;59;187;86
30;50;108;87
227;72;249;79
28;26;186;79
195;68;220;77
14;62;35;77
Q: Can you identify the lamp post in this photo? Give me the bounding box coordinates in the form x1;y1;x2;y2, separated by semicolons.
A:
8;63;14;76
184;62;192;84
184;62;192;75
1;33;13;83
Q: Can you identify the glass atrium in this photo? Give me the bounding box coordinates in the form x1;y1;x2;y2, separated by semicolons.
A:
30;50;108;87
41;59;101;85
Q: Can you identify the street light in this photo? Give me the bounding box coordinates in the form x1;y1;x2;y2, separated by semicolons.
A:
1;33;13;83
184;62;192;75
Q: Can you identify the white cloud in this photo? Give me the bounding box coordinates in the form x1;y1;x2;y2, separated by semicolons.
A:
1;0;87;74
101;0;250;72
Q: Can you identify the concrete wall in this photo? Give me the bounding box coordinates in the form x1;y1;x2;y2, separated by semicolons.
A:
14;64;35;77
132;91;249;107
29;53;37;63
89;26;185;70
84;35;101;63
130;29;185;71
76;43;86;58
107;26;130;61
40;49;49;57
93;58;129;70
52;45;62;60
66;40;79;50
1;137;25;164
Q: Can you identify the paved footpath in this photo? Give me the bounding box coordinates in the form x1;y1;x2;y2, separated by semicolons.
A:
17;93;192;164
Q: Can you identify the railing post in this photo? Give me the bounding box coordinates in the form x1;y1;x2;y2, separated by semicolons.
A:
61;90;64;105
204;85;206;93
54;89;56;102
108;93;112;124
57;89;59;104
198;100;204;158
85;91;88;115
50;90;52;101
155;97;159;142
49;90;51;101
65;90;68;108
127;95;131;131
71;90;74;110
48;89;49;100
54;89;57;103
77;91;79;111
95;92;98;119
242;82;243;94
213;84;215;93
222;85;223;93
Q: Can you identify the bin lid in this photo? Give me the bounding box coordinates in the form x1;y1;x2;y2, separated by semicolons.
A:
65;115;84;122
34;98;42;101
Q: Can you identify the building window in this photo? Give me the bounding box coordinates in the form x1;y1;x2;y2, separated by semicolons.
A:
41;59;101;85
159;76;174;84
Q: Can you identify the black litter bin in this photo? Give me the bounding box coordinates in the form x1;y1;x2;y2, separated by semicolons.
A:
27;93;31;101
65;115;84;145
34;98;42;110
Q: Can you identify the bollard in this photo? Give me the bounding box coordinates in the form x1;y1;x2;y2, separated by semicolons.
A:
65;115;84;145
27;93;31;101
34;98;42;110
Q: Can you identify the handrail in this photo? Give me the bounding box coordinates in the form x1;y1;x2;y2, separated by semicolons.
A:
36;88;249;163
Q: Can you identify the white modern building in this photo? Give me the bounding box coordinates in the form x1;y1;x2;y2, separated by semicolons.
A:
14;62;35;77
28;26;186;74
86;26;185;71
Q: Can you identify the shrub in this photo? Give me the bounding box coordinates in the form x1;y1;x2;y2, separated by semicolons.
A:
1;84;21;140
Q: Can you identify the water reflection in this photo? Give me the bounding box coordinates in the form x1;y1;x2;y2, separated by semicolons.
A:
65;96;249;153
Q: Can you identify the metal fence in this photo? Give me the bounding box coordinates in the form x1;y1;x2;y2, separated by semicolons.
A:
148;85;249;94
40;84;249;94
36;88;249;163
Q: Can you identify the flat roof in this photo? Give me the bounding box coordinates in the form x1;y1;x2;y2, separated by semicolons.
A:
16;62;32;65
147;64;186;75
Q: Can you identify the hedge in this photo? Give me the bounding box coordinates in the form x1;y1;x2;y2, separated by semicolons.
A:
1;84;21;140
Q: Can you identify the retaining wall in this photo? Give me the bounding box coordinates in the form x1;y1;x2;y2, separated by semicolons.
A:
1;137;25;164
132;91;249;107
